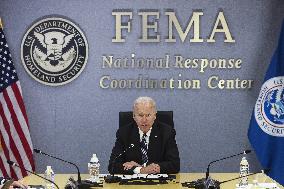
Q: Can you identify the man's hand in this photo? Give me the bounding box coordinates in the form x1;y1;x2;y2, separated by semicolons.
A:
140;163;160;174
123;161;141;170
10;180;28;189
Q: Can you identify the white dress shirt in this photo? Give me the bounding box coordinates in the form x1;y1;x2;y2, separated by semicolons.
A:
133;128;152;173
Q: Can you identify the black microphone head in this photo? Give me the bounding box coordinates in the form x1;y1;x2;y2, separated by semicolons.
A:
7;160;14;166
244;150;251;154
34;148;41;153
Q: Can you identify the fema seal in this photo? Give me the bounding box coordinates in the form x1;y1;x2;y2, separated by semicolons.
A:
255;76;284;137
21;16;88;86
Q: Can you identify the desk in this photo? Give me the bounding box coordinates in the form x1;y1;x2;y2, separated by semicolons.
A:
22;173;284;189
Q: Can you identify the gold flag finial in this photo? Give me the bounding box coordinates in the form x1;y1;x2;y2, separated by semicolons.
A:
0;17;3;29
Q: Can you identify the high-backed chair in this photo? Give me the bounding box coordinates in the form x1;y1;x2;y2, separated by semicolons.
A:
119;111;174;128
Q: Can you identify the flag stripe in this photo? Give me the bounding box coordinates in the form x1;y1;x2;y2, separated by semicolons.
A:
16;82;23;100
12;83;29;127
0;115;23;179
0;157;6;176
0;136;9;177
0;116;11;177
6;84;34;169
1;90;32;177
3;87;33;165
0;100;25;178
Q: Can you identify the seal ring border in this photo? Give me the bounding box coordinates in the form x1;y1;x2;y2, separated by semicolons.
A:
255;76;284;137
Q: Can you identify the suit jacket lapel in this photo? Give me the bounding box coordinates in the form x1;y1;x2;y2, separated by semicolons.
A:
129;123;142;163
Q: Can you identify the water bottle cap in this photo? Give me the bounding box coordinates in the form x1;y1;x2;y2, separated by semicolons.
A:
46;166;54;174
240;157;249;165
90;153;99;163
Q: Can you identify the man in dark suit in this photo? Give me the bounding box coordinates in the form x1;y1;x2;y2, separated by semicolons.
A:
108;96;180;174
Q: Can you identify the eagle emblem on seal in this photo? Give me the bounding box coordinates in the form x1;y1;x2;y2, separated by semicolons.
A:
266;87;284;124
33;31;76;71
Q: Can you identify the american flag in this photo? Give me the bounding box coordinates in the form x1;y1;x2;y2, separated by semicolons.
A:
0;24;35;179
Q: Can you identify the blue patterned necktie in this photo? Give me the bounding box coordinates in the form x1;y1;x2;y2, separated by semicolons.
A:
141;133;148;166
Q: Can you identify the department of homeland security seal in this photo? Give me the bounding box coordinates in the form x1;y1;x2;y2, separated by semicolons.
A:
21;16;88;86
255;76;284;137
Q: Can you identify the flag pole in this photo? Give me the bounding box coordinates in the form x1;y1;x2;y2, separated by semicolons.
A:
0;17;3;29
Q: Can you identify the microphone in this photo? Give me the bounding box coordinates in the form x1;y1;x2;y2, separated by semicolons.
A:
34;148;89;189
105;143;135;183
184;149;251;189
7;160;59;189
113;143;135;162
181;169;270;189
206;150;251;180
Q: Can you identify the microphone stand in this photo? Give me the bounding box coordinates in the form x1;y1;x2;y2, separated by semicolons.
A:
7;160;60;189
34;149;90;189
105;144;135;183
206;150;251;180
181;169;269;189
182;150;251;189
104;159;122;183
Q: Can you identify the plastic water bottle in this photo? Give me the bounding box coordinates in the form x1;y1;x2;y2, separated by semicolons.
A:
88;154;100;182
239;157;249;187
44;166;55;189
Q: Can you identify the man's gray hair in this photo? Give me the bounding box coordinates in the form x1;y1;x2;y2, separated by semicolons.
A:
133;96;157;112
